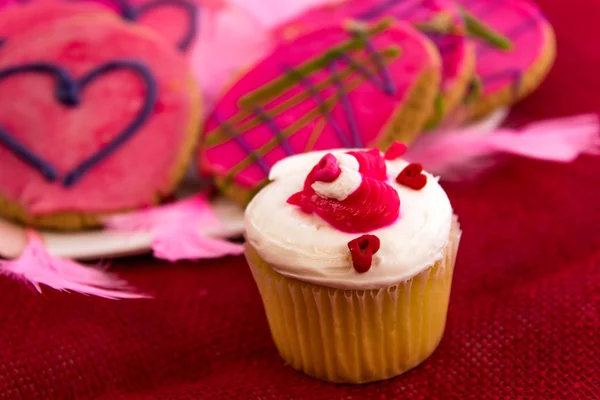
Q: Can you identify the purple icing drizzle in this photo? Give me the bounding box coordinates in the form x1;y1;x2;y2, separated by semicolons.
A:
0;60;158;187
252;107;296;156
213;113;271;176
357;0;410;20
214;28;396;181
353;31;397;95
337;52;394;95
328;60;362;147
427;32;460;55
457;0;547;97
476;16;541;56
479;69;523;98
282;64;353;148
476;14;543;96
125;0;199;51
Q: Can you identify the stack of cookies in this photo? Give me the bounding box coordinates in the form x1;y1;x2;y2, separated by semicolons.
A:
0;0;555;229
199;0;556;205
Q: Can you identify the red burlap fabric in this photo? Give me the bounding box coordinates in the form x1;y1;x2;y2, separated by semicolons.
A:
1;0;599;398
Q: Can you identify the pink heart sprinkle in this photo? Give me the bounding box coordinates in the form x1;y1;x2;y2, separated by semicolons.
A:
384;141;408;160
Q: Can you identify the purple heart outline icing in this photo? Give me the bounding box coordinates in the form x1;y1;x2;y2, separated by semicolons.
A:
0;0;199;52
118;0;199;51
0;59;158;187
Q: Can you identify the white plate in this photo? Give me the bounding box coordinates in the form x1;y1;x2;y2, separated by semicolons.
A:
0;108;508;261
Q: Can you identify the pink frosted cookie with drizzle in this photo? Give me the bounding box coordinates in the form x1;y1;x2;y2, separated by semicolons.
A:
244;145;461;383
276;0;475;126
0;15;200;230
456;0;556;119
200;19;441;205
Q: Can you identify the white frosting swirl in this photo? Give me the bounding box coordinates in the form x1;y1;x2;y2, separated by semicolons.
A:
311;154;362;201
245;149;454;290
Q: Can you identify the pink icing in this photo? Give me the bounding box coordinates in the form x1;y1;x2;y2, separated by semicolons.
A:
0;16;194;215
201;22;439;190
275;0;470;95
2;0;205;54
287;152;400;233
384;140;408;159
456;0;548;95
307;153;342;184
0;2;113;39
346;148;387;180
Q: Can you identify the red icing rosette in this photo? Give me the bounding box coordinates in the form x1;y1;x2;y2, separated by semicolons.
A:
346;148;387;181
288;150;400;233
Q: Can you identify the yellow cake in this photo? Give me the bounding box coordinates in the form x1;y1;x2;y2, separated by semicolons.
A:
244;146;461;383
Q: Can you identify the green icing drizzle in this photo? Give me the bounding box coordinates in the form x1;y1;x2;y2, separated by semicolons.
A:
464;75;483;104
460;6;513;50
414;12;457;35
205;47;400;148
217;49;400;190
424;93;445;130
238;19;393;107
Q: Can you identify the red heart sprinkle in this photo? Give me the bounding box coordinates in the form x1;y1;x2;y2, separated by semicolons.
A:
347;234;381;273
312;153;341;183
384;141;408;160
396;163;427;190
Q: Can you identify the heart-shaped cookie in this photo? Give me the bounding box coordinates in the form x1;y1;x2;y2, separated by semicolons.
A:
276;0;475;127
456;0;556;119
200;19;440;205
0;15;200;230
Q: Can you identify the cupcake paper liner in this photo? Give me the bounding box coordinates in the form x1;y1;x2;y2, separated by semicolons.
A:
246;217;461;383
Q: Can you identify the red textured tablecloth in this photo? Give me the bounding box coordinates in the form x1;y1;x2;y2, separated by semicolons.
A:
1;0;600;398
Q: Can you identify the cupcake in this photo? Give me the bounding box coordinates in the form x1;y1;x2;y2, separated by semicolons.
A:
244;143;461;383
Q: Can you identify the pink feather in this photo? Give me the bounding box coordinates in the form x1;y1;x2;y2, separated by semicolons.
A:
152;224;244;262
104;195;244;262
0;231;148;299
406;114;600;180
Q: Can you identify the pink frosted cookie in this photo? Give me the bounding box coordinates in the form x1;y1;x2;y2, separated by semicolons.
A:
276;0;475;126
200;19;441;205
0;15;200;230
456;0;556;119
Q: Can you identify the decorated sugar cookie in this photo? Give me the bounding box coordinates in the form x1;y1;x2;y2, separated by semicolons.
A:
0;15;200;230
200;19;441;205
456;0;556;119
276;0;475;126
